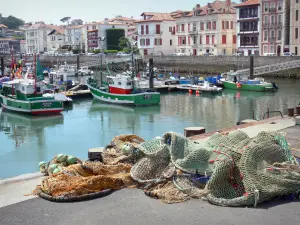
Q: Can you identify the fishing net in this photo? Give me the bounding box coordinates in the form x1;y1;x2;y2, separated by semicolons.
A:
36;131;300;206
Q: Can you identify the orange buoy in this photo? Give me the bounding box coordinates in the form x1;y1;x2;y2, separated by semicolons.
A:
189;89;192;94
236;82;242;89
196;90;200;94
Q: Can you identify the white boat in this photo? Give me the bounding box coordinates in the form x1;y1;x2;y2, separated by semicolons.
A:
177;81;222;93
77;66;94;76
43;92;73;105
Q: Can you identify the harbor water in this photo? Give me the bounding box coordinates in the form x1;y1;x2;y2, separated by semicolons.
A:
0;79;300;179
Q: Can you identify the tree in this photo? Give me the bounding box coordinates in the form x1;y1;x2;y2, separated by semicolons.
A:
0;15;25;29
118;37;131;50
60;17;71;25
71;19;83;26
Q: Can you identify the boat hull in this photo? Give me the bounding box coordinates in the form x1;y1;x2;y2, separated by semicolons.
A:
0;94;64;115
87;85;160;106
223;81;275;92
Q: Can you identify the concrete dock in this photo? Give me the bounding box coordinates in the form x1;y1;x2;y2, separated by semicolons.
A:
0;116;299;225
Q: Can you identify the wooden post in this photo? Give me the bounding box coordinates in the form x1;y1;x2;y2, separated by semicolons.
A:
0;57;4;76
149;58;154;88
249;55;254;79
184;127;205;137
288;108;295;117
267;107;270;118
76;54;80;71
295;106;300;115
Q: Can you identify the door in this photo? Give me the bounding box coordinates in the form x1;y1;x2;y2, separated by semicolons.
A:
144;49;148;56
248;50;252;56
277;45;281;56
193;49;197;56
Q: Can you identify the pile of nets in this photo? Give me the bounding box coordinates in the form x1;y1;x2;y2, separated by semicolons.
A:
35;130;300;206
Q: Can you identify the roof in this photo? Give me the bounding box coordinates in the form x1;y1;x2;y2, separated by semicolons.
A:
234;0;259;8
175;0;236;18
0;24;8;28
109;16;135;22
26;23;63;31
137;12;175;23
67;25;84;29
0;38;17;41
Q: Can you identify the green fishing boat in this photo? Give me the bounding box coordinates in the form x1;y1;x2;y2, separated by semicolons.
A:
222;72;278;92
0;56;63;115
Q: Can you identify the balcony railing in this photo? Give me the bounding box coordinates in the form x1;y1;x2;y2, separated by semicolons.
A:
239;14;258;19
269;8;276;13
240;42;258;47
263;22;283;28
240;29;258;32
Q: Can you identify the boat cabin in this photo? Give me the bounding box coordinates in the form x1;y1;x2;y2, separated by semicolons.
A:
1;79;44;100
106;74;133;94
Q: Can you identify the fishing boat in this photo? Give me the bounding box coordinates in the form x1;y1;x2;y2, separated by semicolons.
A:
0;55;64;115
87;74;160;106
177;81;222;94
222;72;278;92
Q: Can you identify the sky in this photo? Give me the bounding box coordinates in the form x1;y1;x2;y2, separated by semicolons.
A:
0;0;211;25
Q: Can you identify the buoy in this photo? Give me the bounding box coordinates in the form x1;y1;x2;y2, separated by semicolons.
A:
39;161;46;168
49;164;58;173
196;93;200;97
53;168;61;174
236;82;242;89
196;90;200;94
67;156;77;165
57;154;67;163
189;89;192;94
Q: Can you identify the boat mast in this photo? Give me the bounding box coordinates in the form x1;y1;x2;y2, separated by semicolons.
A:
34;53;37;96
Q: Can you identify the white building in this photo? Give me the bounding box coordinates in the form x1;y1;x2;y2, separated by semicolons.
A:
173;1;237;56
85;19;129;52
64;25;86;51
47;28;65;51
136;12;176;56
0;38;10;54
25;23;55;53
20;40;26;54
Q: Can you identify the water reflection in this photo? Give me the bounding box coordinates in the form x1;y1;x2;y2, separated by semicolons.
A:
0;112;64;149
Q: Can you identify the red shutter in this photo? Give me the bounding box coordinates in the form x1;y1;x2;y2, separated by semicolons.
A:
156;24;160;34
141;25;144;35
212;35;215;45
206;35;209;44
222;21;224;29
176;25;179;32
213;21;216;30
146;25;149;34
233;35;236;44
178;37;181;45
146;39;150;46
231;21;233;29
181;24;185;32
188;24;190;32
201;23;204;30
199;36;202;44
208;22;211;30
188;36;190;45
160;38;162;45
222;35;226;44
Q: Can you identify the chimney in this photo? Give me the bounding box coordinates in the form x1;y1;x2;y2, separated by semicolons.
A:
207;3;212;8
196;4;200;8
104;18;109;24
226;0;231;7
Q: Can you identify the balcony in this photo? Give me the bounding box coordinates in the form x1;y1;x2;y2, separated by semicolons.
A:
262;22;283;28
269;8;276;13
239;29;258;33
240;43;259;47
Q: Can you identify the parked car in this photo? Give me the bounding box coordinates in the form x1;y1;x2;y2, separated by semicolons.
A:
86;52;95;56
233;53;242;56
116;52;130;57
283;52;295;56
263;53;276;56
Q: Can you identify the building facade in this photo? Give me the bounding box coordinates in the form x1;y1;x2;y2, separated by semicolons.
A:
47;28;65;51
0;24;8;37
260;0;288;55
136;12;176;56
64;25;86;52
20;40;26;54
85;19;128;52
174;1;237;56
0;38;10;54
25;23;53;53
235;0;260;56
290;0;300;55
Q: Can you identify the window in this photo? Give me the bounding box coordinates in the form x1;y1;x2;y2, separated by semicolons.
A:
206;22;210;30
87;26;89;30
233;35;236;44
146;25;149;34
278;2;282;11
141;25;144;35
270;3;275;11
176;25;179;32
271;15;275;24
92;26;96;30
264;3;269;12
264;30;268;41
156;24;160;34
169;26;172;32
188;24;190;32
140;39;145;46
118;82;122;85
222;21;225;29
264;15;268;25
278;30;282;40
193;23;197;31
127;82;132;86
146;39;150;46
271;30;275;39
178;37;181;45
51;36;55;41
296;10;299;21
225;21;229;29
222;35;226;44
295;47;298;55
154;38;162;45
200;22;204;30
213;21;216;30
263;45;268;54
278;14;282;24
206;35;209;44
223;49;226;55
170;39;172;46
36;87;41;93
296;28;299;39
212;35;215;45
182;37;186;45
181;24;185;32
231;21;233;29
270;45;274;53
193;36;197;45
199;36;202;44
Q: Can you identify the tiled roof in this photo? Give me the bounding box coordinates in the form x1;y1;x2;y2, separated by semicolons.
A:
109;16;135;22
0;24;8;28
234;0;259;7
175;0;236;18
137;12;175;23
67;25;84;29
